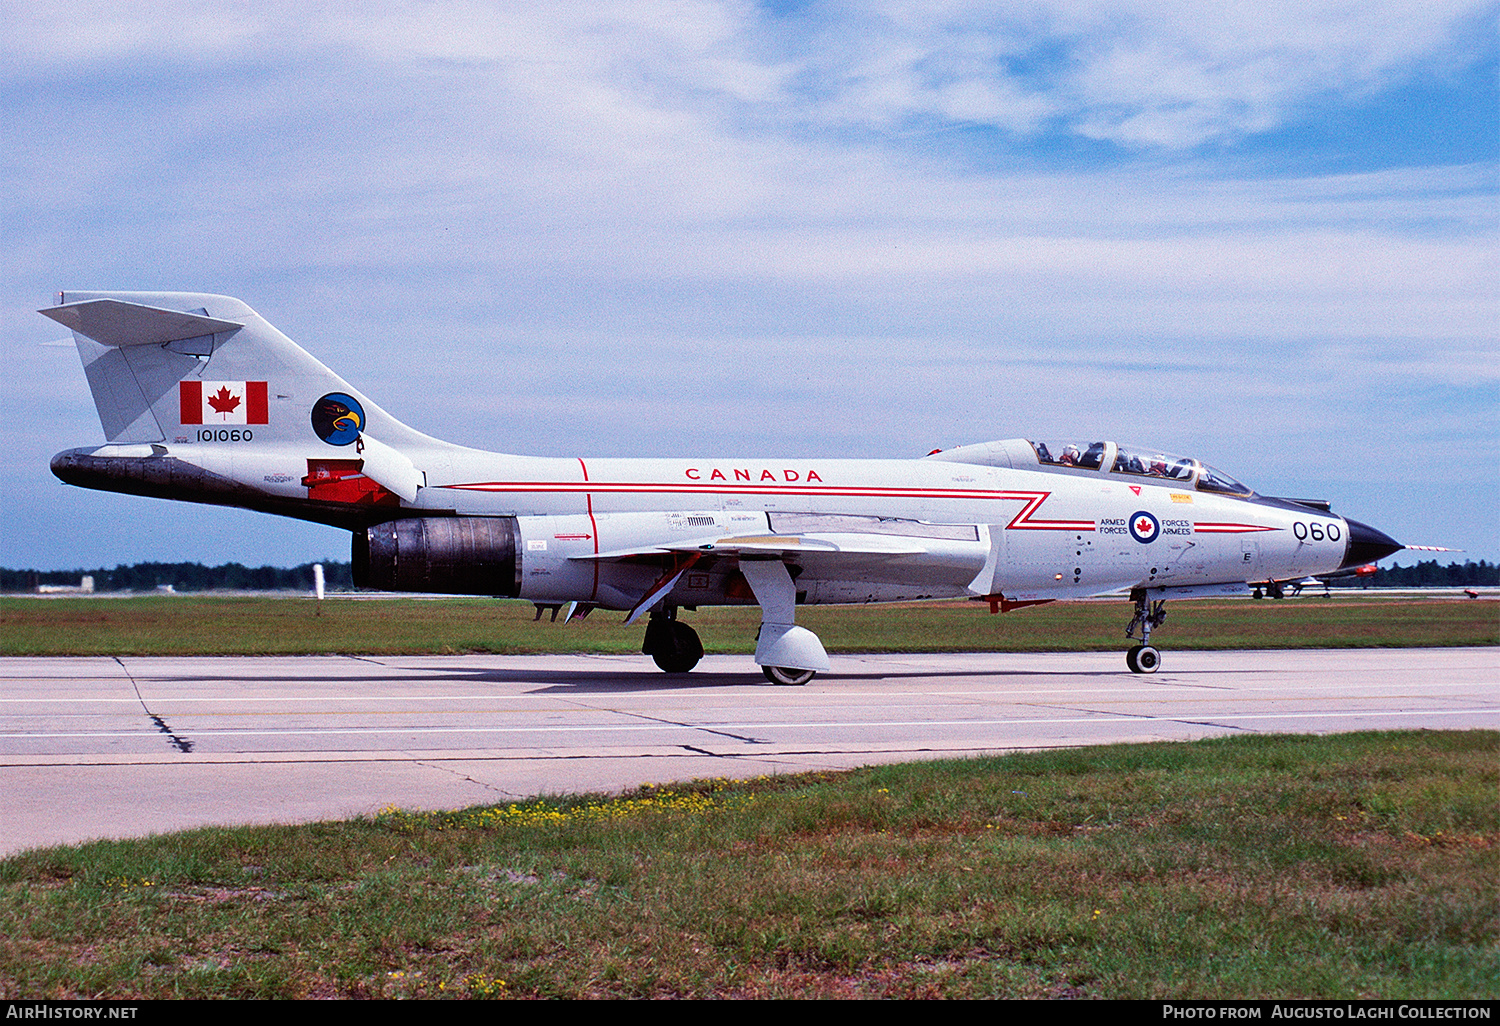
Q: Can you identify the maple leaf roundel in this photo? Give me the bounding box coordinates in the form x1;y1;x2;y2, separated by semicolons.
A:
1128;510;1160;544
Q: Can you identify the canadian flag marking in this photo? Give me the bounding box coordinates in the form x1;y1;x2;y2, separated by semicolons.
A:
180;381;268;425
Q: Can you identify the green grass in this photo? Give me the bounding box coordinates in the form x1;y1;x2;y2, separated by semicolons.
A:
0;731;1494;999
2;593;1495;656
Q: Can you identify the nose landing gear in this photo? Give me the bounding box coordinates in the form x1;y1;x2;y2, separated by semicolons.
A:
1125;643;1161;673
1125;590;1167;673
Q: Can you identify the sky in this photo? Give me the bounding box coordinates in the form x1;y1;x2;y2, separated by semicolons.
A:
2;0;1496;571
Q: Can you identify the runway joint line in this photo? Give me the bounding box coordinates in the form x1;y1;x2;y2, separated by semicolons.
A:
560;698;771;746
410;758;520;797
113;656;194;754
1029;700;1255;736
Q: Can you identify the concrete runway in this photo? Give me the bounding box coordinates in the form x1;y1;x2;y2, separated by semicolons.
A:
2;648;1495;854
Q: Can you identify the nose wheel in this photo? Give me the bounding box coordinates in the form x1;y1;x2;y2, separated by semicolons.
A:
1126;644;1161;673
1125;591;1167;673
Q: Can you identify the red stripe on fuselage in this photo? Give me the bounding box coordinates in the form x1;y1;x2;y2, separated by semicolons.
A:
578;458;600;601
440;480;1094;531
1193;522;1280;533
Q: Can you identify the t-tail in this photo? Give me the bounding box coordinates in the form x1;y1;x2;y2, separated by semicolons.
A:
43;291;440;529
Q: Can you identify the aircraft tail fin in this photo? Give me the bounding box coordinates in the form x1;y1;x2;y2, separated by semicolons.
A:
41;291;428;453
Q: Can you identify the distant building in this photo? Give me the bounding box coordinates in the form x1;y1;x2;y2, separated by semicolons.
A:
37;575;94;594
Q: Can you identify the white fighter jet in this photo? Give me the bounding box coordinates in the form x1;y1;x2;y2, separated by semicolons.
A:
43;291;1404;682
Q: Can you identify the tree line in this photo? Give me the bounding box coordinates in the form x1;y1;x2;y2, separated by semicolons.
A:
1333;559;1497;588
3;559;1494;593
2;562;354;593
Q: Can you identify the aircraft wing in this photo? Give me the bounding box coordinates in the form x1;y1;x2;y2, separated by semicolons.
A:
586;532;932;561
578;511;988;565
565;512;995;625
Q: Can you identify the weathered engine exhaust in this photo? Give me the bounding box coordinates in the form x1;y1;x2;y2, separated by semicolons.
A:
355;517;521;596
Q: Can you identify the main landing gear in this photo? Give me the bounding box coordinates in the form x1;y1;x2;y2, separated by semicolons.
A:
739;560;830;686
638;561;831;684
641;607;703;673
639;606;818;683
1124;590;1167;674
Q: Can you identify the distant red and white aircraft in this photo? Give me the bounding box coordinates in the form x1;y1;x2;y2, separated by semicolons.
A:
45;292;1406;681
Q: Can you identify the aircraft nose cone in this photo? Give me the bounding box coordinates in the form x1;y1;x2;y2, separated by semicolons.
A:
1341;518;1402;569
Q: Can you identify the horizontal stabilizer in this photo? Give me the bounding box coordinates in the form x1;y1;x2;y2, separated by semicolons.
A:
40;299;242;348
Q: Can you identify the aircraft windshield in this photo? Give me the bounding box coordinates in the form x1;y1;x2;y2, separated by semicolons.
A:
1196;462;1251;496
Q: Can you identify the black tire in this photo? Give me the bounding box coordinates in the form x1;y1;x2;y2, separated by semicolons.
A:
762;665;815;686
651;620;703;673
1127;645;1161;674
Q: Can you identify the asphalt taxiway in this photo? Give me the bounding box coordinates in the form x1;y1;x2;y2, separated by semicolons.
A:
2;648;1495;854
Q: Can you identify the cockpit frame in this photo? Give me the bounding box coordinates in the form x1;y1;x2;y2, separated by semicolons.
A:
924;438;1254;497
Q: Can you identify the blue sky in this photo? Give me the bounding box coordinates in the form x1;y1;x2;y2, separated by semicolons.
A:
3;1;1496;570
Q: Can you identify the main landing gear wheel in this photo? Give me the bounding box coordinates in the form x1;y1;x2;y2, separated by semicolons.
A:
647;618;703;674
762;665;816;686
1126;645;1161;674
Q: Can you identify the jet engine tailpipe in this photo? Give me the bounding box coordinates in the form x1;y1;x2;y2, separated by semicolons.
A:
356;517;521;596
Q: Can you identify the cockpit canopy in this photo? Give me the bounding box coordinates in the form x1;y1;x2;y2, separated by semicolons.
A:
924;438;1253;496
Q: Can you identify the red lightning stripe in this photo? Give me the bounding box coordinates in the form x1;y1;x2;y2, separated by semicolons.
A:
996;491;1095;531
1193;522;1280;533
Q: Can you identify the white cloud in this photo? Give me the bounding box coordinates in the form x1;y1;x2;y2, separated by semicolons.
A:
6;1;1489;150
711;0;1492;147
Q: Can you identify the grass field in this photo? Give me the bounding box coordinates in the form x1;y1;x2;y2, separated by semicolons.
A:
2;593;1496;656
0;730;1493;999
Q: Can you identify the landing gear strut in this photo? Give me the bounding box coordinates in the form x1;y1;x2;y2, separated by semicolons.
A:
641;607;703;673
738;560;829;686
1125;590;1166;674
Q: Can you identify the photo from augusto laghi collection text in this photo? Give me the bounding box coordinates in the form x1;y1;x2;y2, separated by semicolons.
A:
1161;1005;1492;1020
